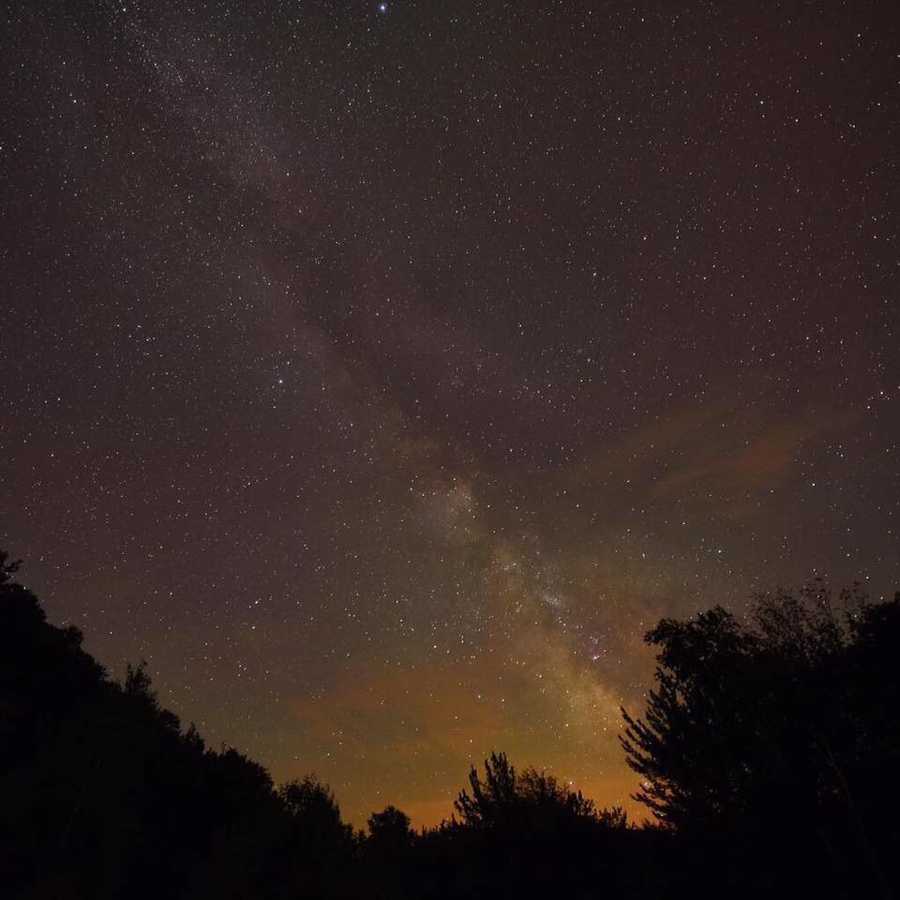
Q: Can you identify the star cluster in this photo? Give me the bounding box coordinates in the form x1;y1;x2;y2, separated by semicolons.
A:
1;0;897;825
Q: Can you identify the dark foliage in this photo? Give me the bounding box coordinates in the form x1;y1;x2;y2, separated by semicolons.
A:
454;750;600;832
3;549;899;899
621;582;900;898
0;552;354;899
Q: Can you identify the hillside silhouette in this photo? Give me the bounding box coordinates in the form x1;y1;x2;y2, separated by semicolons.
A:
2;548;898;899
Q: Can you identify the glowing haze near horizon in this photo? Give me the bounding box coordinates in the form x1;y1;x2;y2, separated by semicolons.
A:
1;0;897;826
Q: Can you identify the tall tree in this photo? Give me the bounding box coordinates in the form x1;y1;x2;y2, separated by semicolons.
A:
620;583;900;897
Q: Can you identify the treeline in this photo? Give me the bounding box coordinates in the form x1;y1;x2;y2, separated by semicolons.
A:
2;548;899;899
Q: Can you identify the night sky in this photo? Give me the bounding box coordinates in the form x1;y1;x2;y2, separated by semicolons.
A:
2;0;897;826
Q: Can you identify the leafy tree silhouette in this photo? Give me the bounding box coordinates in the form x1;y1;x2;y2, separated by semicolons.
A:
367;804;414;848
620;582;900;898
0;551;331;899
454;751;519;829
454;751;599;831
280;774;353;847
439;752;636;898
363;806;415;899
276;775;356;898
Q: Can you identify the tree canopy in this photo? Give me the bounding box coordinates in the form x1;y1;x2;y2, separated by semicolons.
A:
454;751;604;833
621;582;900;897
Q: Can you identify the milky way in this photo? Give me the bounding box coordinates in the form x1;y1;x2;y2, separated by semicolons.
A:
1;0;897;825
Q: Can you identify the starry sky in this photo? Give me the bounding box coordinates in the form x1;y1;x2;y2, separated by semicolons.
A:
1;0;898;826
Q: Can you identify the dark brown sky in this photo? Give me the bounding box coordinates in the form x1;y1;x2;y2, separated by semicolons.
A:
2;0;897;825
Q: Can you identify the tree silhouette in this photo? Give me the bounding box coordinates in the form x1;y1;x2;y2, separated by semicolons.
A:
620;583;900;898
363;806;415;899
367;805;414;847
5;547;900;899
454;750;607;836
279;774;353;848
277;775;356;898
454;751;519;828
1;552;307;899
455;751;598;829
